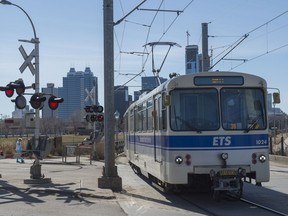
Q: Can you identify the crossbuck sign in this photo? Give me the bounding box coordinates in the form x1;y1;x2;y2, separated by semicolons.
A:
19;45;35;75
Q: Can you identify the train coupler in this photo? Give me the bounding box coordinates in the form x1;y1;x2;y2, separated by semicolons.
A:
210;168;245;199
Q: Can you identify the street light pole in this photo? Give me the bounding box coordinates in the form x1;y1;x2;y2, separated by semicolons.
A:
0;0;44;181
98;0;122;191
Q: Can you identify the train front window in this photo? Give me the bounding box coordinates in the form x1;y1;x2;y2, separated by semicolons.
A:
221;88;266;131
170;88;219;131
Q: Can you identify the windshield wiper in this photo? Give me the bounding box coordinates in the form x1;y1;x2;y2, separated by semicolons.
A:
175;116;202;133
244;116;260;133
188;125;202;133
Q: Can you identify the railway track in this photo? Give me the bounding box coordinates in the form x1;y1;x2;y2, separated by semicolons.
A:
178;192;288;216
240;197;288;216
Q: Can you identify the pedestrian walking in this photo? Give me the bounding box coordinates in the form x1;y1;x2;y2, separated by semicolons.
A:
15;138;24;163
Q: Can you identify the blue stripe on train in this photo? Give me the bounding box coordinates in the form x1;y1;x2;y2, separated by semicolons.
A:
128;134;269;151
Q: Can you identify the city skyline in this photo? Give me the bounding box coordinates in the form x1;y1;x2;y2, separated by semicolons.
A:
7;66;285;122
0;0;288;116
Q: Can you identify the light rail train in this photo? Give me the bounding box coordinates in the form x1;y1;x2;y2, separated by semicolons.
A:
124;71;270;198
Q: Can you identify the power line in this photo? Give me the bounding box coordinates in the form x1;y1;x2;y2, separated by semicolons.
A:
210;34;248;70
212;10;288;69
230;42;288;70
247;10;288;35
115;0;195;91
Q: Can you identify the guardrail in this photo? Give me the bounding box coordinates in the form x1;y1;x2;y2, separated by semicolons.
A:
62;144;92;164
115;140;125;155
269;136;288;156
61;140;125;164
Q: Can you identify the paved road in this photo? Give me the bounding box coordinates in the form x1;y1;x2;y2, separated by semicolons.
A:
0;155;288;216
0;157;124;216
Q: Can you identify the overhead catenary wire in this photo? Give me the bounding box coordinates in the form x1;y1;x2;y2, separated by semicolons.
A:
210;34;248;70
230;42;288;70
213;10;288;70
115;0;195;91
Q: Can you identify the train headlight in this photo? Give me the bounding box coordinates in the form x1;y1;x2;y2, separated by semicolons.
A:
259;154;266;163
175;156;183;165
221;153;228;160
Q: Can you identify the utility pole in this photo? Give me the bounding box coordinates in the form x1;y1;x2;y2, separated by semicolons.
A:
202;23;210;72
98;0;122;192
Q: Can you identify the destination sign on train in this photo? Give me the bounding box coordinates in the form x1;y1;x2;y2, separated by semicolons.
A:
194;76;244;86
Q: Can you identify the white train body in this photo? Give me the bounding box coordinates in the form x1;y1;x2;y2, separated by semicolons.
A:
124;72;269;193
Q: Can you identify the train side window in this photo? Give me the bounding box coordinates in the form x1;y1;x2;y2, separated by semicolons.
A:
136;104;143;131
154;94;163;131
142;102;147;131
130;109;134;132
124;113;128;133
161;93;167;131
147;98;153;131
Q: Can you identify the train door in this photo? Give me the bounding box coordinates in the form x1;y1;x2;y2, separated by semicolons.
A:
154;94;162;162
128;108;136;160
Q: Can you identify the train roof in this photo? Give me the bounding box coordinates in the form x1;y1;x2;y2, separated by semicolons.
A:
129;71;267;108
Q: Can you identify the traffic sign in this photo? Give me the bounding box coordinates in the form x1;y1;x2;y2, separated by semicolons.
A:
19;45;35;75
85;87;95;103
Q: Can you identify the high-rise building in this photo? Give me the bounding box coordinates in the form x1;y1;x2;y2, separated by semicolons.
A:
114;86;131;119
56;67;98;121
141;76;167;91
185;45;199;74
133;76;167;101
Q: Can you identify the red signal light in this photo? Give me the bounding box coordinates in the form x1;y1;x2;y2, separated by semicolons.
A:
97;114;104;122
1;80;25;98
48;96;64;110
5;88;14;98
49;101;58;110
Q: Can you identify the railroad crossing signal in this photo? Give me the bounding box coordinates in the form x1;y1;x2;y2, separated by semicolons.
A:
30;93;46;109
84;105;104;122
0;79;25;98
0;79;27;109
48;96;64;110
19;45;35;75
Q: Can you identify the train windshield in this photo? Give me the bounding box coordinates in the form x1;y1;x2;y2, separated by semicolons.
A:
169;87;266;132
170;88;220;131
221;88;266;131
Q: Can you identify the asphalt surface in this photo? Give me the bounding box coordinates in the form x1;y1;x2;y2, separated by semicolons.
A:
0;156;116;199
0;154;287;216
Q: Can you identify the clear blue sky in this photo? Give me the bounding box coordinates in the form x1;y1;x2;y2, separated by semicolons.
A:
0;0;288;117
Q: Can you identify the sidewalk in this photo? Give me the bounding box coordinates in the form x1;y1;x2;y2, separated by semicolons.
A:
0;156;116;199
1;155;288;216
1;154;287;195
